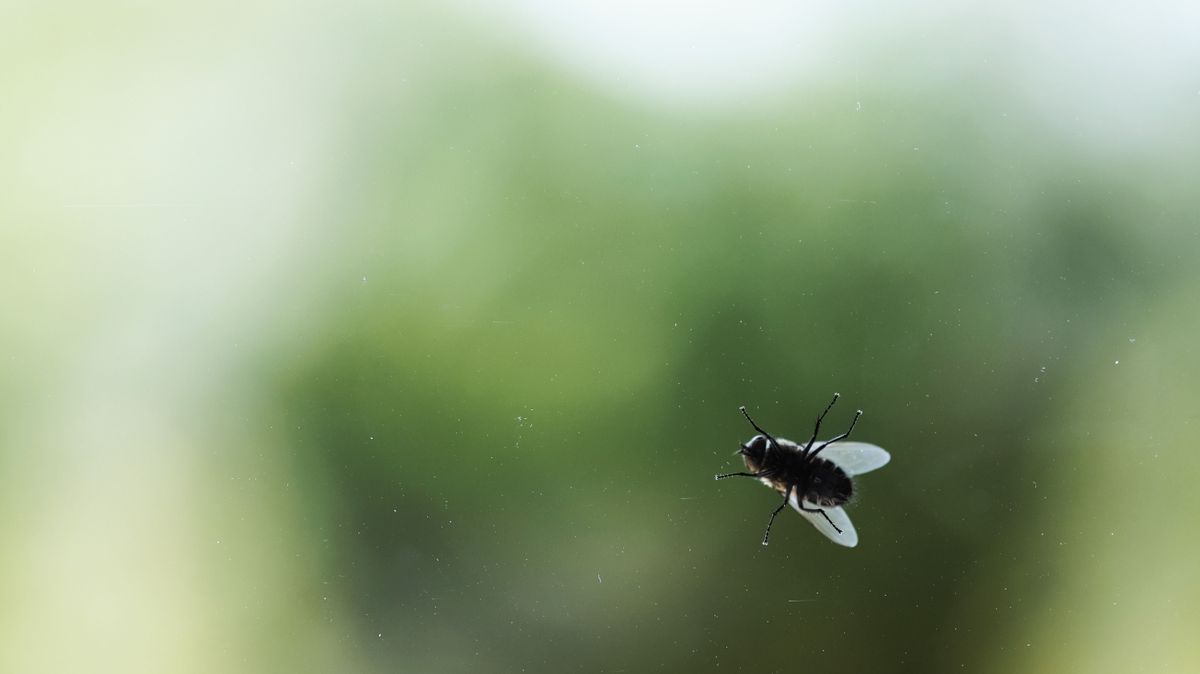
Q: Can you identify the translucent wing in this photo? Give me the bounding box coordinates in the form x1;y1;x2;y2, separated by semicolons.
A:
819;441;890;476
789;493;859;547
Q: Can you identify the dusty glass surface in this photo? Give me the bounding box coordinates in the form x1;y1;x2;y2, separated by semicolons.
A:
2;2;1198;672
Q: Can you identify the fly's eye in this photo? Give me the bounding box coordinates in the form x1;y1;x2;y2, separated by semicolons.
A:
740;436;767;457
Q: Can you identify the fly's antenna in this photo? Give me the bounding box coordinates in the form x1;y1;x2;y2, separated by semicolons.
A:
739;406;781;454
807;409;863;461
802;392;840;457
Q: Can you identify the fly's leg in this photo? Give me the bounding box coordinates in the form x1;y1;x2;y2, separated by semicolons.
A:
738;406;781;454
797;502;843;534
714;471;761;480
802;393;841;455
761;485;794;546
807;409;863;460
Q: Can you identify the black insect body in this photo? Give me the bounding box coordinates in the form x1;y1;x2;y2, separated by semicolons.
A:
716;394;890;547
740;435;855;507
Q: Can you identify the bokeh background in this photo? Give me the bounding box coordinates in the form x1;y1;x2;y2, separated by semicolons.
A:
3;1;1199;672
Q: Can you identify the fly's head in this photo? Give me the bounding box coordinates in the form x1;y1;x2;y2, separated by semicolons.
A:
738;434;771;472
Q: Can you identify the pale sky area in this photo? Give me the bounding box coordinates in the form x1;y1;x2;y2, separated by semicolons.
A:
467;0;1200;149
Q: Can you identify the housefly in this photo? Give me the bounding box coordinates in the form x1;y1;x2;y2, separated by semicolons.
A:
716;394;890;547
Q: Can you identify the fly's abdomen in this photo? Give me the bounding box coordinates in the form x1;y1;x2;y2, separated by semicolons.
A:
805;458;854;506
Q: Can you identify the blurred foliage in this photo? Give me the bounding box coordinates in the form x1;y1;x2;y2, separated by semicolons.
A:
3;2;1199;673
270;16;1197;674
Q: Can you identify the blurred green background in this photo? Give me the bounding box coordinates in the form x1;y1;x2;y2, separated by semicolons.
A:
3;2;1199;673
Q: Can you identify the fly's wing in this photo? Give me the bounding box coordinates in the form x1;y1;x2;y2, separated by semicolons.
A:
819;441;890;476
789;493;859;547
